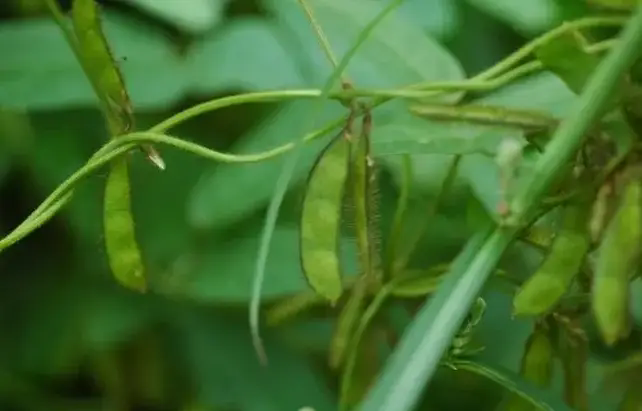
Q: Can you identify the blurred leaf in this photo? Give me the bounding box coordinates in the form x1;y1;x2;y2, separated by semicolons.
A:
587;0;637;10
119;0;228;33
158;222;359;303
465;0;561;36
187;18;306;92
0;11;303;110
396;0;460;39
0;12;186;110
174;311;336;411
262;0;465;87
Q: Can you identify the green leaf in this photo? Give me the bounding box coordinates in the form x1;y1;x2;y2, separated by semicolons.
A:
396;0;459;39
262;0;465;87
157;222;358;303
0;12;185;110
0;13;302;110
466;0;561;35
186;18;306;92
120;0;226;33
174;311;336;411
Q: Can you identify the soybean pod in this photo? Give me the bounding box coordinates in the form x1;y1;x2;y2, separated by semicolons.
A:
71;0;163;167
300;131;350;303
513;201;591;316
71;0;132;132
592;169;642;345
104;160;146;292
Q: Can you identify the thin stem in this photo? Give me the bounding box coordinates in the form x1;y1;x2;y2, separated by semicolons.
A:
297;0;342;74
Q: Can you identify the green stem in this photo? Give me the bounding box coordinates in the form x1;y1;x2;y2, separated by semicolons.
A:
297;0;342;75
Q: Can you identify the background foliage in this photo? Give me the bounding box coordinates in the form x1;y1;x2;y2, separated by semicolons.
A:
1;1;641;411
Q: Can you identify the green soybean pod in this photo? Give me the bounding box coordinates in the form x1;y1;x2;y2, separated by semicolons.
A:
300;132;350;303
513;201;591;316
104;159;146;292
329;278;367;369
71;0;163;167
71;0;131;127
592;171;642;346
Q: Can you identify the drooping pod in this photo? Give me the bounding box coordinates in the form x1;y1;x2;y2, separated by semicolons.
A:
103;159;146;292
300;131;351;304
592;168;642;345
513;201;592;316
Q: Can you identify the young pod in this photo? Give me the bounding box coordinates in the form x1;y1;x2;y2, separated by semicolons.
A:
103;160;146;292
513;202;591;316
300;132;350;303
592;170;642;345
